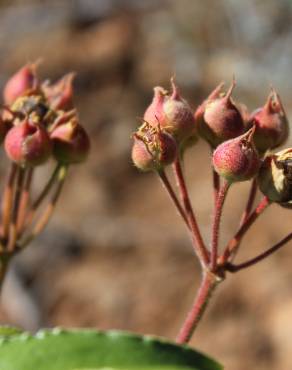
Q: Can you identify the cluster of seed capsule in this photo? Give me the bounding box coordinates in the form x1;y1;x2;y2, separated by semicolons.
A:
132;78;291;208
2;62;90;168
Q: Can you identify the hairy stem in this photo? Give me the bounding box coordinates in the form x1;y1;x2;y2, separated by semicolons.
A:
176;271;220;344
173;158;209;266
158;170;188;227
212;169;220;205
226;232;292;272
210;181;230;271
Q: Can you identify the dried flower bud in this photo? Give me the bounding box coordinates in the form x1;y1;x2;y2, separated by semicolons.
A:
258;148;292;207
144;79;196;143
132;122;177;172
10;95;49;123
4;119;52;167
213;127;260;183
50;118;90;164
42;72;75;111
248;89;289;153
3;63;38;105
197;80;245;148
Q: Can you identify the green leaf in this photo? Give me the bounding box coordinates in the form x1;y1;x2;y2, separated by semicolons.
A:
0;328;222;370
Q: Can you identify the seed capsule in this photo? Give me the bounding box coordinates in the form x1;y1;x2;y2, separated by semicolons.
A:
258;148;292;207
4;119;52;167
50;118;90;164
248;88;289;153
197;80;245;148
144;79;196;143
3;63;38;105
132;122;177;172
213;127;260;183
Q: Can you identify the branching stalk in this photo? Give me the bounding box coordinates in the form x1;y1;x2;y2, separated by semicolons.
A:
226;232;292;272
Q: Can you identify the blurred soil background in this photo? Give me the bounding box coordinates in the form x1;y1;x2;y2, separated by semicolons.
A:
0;0;291;369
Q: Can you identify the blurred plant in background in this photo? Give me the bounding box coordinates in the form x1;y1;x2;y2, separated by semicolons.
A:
0;63;89;286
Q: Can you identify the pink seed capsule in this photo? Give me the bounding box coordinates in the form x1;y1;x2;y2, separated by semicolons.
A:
144;79;196;143
4;119;52;167
132;122;177;172
248;88;289;153
50;118;90;164
42;72;75;111
3;63;38;105
197;80;245;148
213;127;260;183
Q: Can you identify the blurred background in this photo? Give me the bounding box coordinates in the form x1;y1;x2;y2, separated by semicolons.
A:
0;0;291;369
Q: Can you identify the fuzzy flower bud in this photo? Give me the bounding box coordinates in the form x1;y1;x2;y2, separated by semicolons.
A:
258;148;292;207
143;79;196;143
197;80;245;148
42;72;75;111
50;118;90;164
132;122;177;172
248;88;289;153
3;63;38;105
4;119;52;167
213;127;260;183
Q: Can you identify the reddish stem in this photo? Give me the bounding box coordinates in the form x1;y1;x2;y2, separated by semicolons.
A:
158;170;188;227
7;167;25;252
220;196;270;263
176;271;219;344
239;179;257;227
226;232;292;272
210;181;230;271
212;169;220;205
173;159;209;266
1;163;17;240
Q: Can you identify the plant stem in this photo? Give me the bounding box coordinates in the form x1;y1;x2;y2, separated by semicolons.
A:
24;163;62;228
212;169;220;205
176;271;220;344
158;170;188;227
173;158;209;266
220;196;270;263
7;167;25;252
239;179;257;227
16;168;33;234
20;165;68;247
226;232;292;272
210;181;230;271
1;163;17;240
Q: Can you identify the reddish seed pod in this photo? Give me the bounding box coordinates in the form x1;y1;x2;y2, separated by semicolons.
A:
42;72;75;111
132;122;177;172
50;118;90;164
248;88;289;153
213;127;260;183
3;63;38;105
194;81;225;127
258;148;292;207
143;79;196;143
197;80;245;148
4;119;52;167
